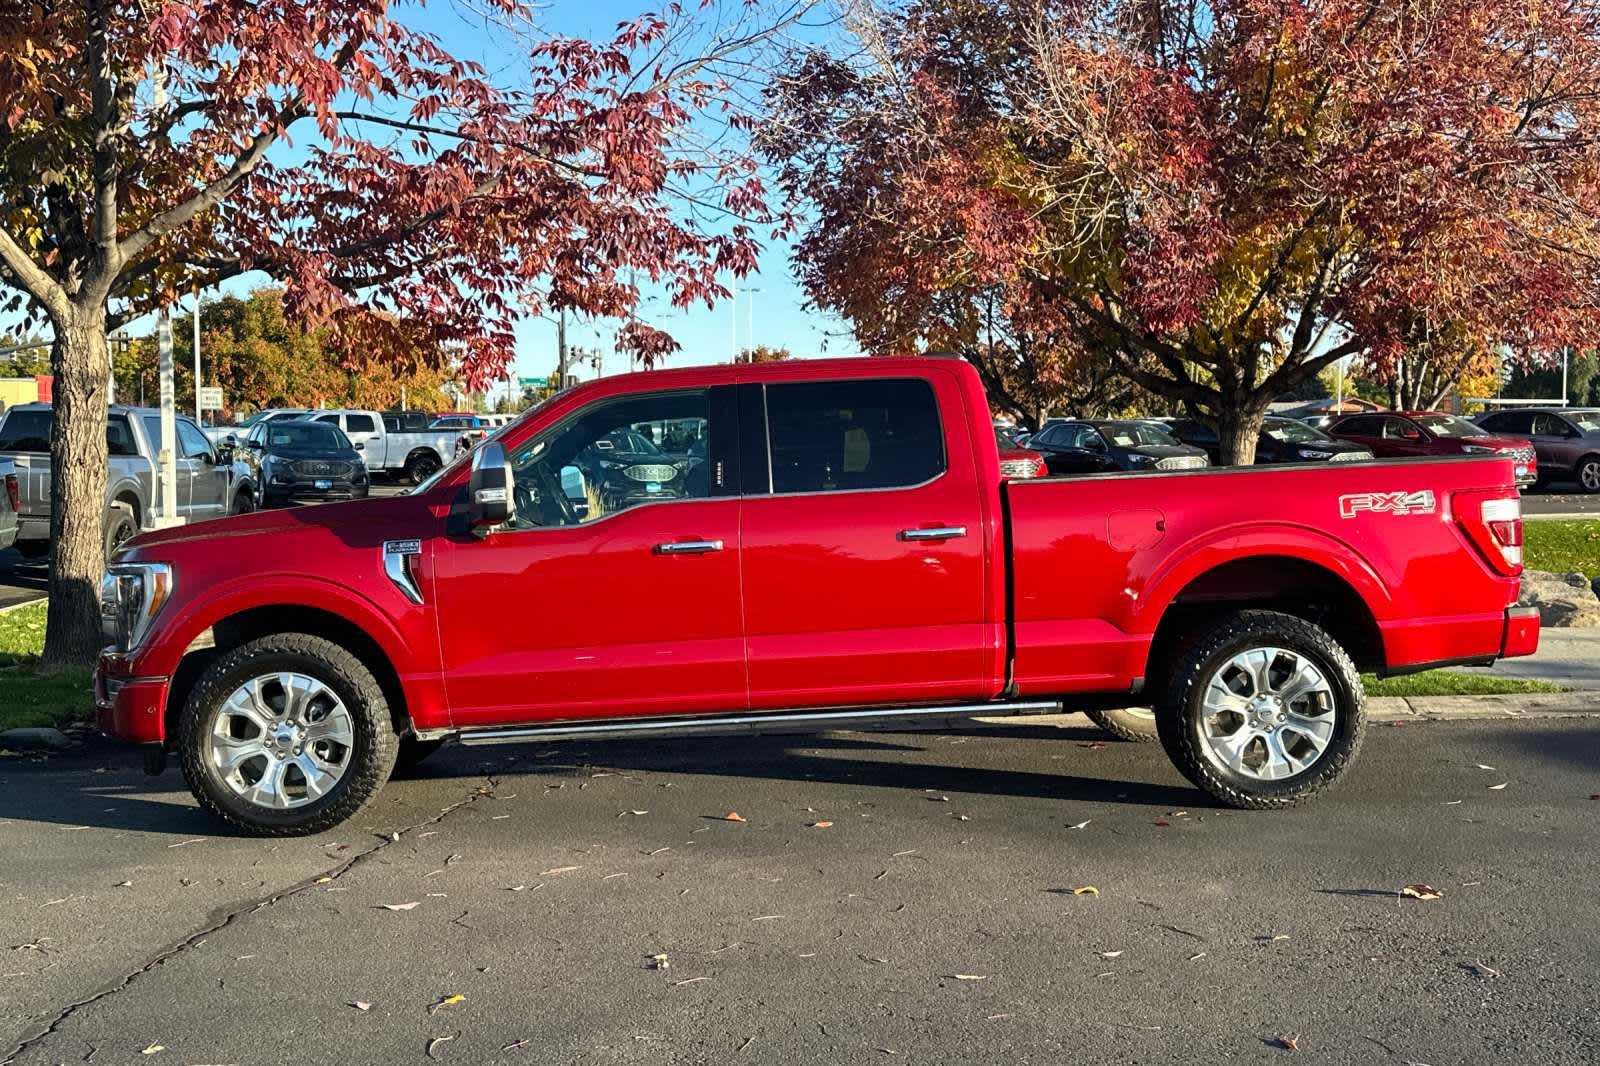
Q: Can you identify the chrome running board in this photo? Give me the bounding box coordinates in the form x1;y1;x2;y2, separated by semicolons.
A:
454;699;1064;746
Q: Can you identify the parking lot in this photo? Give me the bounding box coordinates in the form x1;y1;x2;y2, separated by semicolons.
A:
3;714;1597;1065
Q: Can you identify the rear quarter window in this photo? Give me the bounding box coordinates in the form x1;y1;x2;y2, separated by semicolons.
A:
0;410;52;452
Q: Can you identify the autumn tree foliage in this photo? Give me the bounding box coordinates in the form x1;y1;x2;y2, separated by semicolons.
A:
764;0;1600;460
0;0;793;662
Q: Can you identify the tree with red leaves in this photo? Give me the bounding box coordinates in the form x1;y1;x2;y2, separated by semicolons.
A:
0;0;798;663
765;0;1600;459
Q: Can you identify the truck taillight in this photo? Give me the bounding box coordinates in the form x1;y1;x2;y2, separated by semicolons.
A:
999;456;1046;479
3;473;17;513
1455;491;1523;576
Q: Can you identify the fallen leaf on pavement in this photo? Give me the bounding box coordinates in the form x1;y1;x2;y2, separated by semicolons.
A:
1271;1033;1300;1051
141;1044;164;1055
928;795;950;802
1487;782;1509;791
1154;819;1171;827
620;810;648;817
429;994;466;1014
115;880;132;888
948;974;987;981
1475;764;1496;771
648;953;670;970
722;811;747;822
809;821;833;828
539;866;581;875
379;902;420;912
1077;741;1108;750
1067;820;1090;830
1097;950;1124;959
673;976;712;986
426;1034;455;1060
1400;884;1443;901
1464;959;1502;977
1072;886;1100;896
349;1001;372;1011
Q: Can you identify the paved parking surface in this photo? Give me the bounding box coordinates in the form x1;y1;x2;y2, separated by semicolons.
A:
3;716;1596;1064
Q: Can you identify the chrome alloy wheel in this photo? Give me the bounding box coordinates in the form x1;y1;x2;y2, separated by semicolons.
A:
1196;647;1336;781
208;672;355;809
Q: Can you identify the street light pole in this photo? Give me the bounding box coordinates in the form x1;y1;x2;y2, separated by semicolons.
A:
730;274;738;362
192;286;202;425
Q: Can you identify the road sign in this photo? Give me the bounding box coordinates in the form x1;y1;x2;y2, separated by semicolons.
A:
517;376;543;387
197;386;224;410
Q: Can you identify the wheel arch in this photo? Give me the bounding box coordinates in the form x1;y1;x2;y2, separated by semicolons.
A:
110;490;141;528
158;592;418;747
1144;552;1386;681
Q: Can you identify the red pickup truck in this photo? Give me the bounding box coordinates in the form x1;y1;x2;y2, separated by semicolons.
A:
95;358;1539;834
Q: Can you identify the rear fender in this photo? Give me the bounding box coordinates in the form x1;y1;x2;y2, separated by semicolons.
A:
1137;523;1393;634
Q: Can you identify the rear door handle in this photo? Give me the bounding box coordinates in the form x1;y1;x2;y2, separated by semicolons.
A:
655;539;724;555
899;526;967;541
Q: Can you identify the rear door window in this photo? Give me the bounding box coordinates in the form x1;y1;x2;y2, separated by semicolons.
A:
0;410;52;451
346;414;376;434
762;379;945;494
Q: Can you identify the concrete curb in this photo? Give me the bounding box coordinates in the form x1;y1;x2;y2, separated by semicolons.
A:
0;596;45;616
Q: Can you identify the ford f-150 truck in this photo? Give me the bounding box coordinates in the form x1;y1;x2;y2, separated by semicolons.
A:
94;358;1540;835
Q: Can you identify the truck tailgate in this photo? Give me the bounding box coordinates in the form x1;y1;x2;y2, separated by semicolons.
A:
1003;456;1526;695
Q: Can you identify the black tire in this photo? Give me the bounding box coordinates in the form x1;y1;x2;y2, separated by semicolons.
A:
405;451;442;485
104;504;137;562
1577;455;1600;494
1154;609;1365;810
392;736;446;776
178;633;399;836
259;492;282;509
231;489;256;515
1084;706;1160;742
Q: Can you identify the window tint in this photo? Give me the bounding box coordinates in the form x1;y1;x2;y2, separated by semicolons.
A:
1480;412;1526;433
1334;416;1376;436
0;410;52;452
315;414;341;425
1378;418;1418;440
141;415;166;450
507;390;712;529
107;416;136;457
764;379;944;493
176;421;212;459
1533;413;1572;436
346;414;376;434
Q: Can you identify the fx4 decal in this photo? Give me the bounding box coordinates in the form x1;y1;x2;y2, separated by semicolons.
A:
1339;490;1437;519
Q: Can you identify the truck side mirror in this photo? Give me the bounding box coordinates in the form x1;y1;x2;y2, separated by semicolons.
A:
469;441;515;534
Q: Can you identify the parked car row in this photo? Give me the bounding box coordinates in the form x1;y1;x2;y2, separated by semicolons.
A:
997;404;1599;492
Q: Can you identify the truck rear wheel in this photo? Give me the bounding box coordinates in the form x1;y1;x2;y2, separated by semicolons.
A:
177;633;399;836
1084;706;1159;742
1154;610;1364;809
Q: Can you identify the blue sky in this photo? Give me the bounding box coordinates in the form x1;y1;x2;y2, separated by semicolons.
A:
417;0;856;382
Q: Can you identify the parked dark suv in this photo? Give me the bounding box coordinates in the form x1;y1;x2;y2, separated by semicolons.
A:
232;419;370;507
1473;408;1600;493
1025;420;1210;475
1165;416;1372;465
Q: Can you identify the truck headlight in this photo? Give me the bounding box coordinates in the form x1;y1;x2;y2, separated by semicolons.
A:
100;562;175;652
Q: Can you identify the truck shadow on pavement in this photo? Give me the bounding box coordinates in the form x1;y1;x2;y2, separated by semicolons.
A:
2;726;1201;835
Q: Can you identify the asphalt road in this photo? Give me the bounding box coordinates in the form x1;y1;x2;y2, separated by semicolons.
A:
3;716;1597;1065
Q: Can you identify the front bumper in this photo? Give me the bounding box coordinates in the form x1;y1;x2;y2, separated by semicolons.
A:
266;477;369;502
94;652;168;744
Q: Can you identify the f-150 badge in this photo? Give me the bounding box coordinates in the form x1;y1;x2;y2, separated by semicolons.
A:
1339;490;1437;519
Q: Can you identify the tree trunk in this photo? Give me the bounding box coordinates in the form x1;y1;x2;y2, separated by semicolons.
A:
1214;396;1271;466
43;307;113;668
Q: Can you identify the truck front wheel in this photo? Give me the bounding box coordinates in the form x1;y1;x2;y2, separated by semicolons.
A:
1084;706;1159;742
177;633;399;835
1155;610;1364;809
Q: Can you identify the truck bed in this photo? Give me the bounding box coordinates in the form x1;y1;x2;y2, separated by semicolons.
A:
1003;455;1526;697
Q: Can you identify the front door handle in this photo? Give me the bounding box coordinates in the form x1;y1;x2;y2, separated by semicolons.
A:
655;539;724;555
899;526;967;541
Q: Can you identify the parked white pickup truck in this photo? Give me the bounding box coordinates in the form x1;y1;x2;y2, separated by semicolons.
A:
297;409;462;484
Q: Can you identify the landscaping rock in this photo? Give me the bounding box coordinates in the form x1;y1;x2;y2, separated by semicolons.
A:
1519;569;1600;627
0;726;73;751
